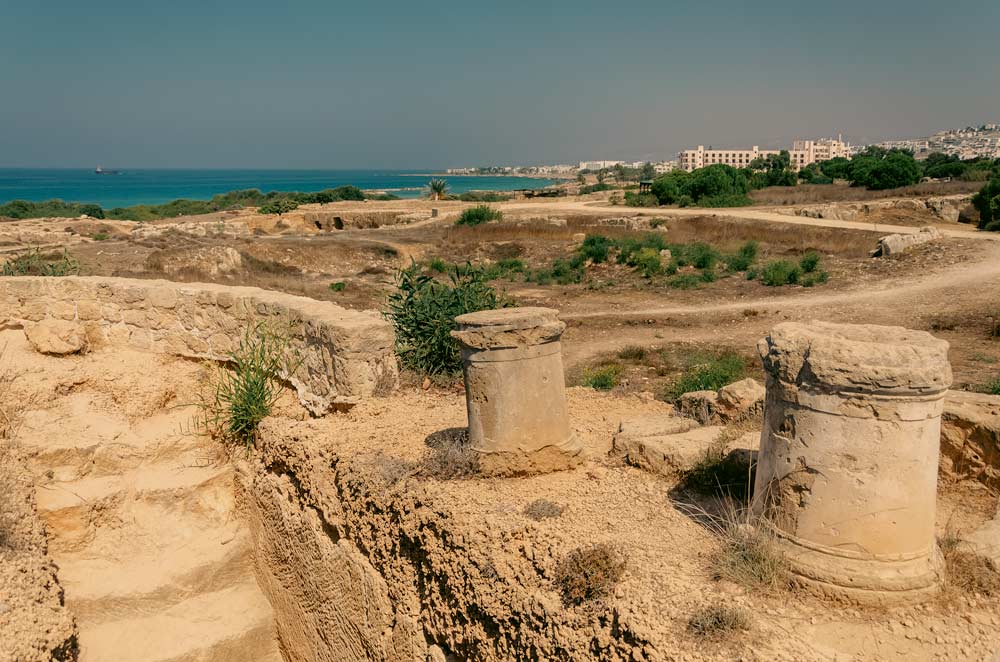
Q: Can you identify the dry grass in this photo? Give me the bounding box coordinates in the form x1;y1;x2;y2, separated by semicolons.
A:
554;543;628;605
665;216;879;258
750;180;982;206
940;525;1000;597
420;427;480;479
688;604;753;638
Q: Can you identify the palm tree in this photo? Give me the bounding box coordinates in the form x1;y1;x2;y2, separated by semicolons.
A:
427;179;449;200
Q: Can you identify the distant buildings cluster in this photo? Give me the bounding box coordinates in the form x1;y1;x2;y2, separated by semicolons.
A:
677;137;850;172
875;124;1000;160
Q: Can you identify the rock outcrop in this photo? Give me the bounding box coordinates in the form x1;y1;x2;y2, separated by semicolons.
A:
940;390;1000;489
872;226;942;257
675;378;765;425
787;194;974;222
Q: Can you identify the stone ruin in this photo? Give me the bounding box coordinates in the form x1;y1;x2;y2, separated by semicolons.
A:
871;225;942;257
754;320;953;602
451;306;582;475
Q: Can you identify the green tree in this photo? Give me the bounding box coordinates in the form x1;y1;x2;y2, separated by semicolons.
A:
849;149;921;190
640;162;656;180
748;150;796;188
258;198;299;215
613;163;626;184
973;175;1000;230
576;172;586;185
686;164;751;204
596;169;607;185
650;170;691;205
426;179;449;200
819;157;852;180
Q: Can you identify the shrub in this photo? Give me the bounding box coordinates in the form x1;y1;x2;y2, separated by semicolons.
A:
700;269;717;283
699;194;752;208
688;604;753;638
90;232;109;241
698;504;789;592
420;427;480;479
668;274;702;289
759;260;800;286
667;353;748;399
554;544;627;605
800;271;829;287
583;364;623;390
617;345;647;361
329;281;347;292
1;249;80;276
973;175;1000;230
624;191;659;207
455;191;511;202
194;322;300;451
428;257;449;273
528;258;585;286
799;251;821;273
496;258;525;273
982;378;1000;396
456;205;503;226
682;437;755;500
632;247;662;278
523;499;564;521
384;263;510;375
680;242;719;270
724;240;758;272
579;235;614;263
258;198;300;215
578;183;614;195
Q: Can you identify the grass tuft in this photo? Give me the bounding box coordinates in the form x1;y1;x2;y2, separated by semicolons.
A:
582;364;623;390
617;345;647;361
420;427;480;479
1;249;80;276
688;604;753;638
523;499;564;521
666;353;748;400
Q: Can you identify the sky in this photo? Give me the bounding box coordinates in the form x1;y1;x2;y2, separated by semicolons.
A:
1;0;998;169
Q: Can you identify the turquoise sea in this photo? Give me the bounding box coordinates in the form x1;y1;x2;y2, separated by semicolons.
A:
0;169;558;208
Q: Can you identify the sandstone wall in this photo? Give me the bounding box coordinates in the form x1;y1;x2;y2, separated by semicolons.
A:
240;418;657;662
786;194;974;222
0;276;398;414
0;442;78;662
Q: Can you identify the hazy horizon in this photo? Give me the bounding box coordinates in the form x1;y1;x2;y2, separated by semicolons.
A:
2;0;998;169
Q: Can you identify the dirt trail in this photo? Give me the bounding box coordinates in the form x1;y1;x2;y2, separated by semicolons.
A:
6;332;283;662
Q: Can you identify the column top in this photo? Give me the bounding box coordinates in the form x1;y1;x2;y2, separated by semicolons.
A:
452;307;565;350
758;320;952;394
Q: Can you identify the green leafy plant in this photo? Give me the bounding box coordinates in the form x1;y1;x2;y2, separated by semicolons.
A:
800;270;829;287
666;353;748;399
194;322;300;451
329;281;347;292
724;241;758;272
456;205;503;226
579;235;614;263
258;198;299;215
427;178;449;200
799;251;821;273
667;273;702;289
384;263;510;375
428;257;449;273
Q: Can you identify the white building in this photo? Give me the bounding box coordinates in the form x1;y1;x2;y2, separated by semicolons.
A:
677;137;850;172
578;160;623;171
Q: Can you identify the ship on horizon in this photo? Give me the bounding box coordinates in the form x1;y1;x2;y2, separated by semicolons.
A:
94;166;122;175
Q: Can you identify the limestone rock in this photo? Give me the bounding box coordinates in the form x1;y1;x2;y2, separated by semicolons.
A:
147;245;243;277
572;232;586;242
25;319;87;355
961;511;1000;567
611;416;719;475
940;390;1000;489
716;378;765;421
872;226;942;257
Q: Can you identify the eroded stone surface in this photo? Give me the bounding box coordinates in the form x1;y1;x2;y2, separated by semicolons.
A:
754;321;953;603
0;276;398;414
941;390;1000;489
451;307;582;475
24;318;87;356
873;226;942;257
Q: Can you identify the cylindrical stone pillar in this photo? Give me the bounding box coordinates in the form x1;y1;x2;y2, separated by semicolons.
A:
753;321;952;603
451;307;582;476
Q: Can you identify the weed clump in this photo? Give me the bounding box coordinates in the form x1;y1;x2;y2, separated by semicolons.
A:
456;205;503;226
683;438;755;501
421;427;480;479
554;544;627;605
688;604;753;638
582;364;622;390
523;499;564;521
666;353;749;399
705;507;789;591
385;263;509;375
194;322;300;451
1;249;79;276
983;378;1000;396
940;531;1000;596
329;281;347;292
617;345;647;361
799;251;821;273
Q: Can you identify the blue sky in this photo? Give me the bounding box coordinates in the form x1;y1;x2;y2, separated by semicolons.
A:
1;0;997;168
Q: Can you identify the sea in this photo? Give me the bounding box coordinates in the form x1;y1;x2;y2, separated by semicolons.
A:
0;169;558;209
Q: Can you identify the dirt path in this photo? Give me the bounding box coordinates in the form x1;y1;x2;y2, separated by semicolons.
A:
6;332;283;662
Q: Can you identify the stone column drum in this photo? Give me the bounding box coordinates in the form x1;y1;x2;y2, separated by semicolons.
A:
451;307;582;476
753;321;952;602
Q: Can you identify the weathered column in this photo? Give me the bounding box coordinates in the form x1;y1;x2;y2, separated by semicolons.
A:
451;307;582;475
753;321;952;602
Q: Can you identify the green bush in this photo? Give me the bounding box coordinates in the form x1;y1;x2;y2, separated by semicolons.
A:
258;199;300;215
1;249;79;276
428;257;449;273
194;322;300;451
385;263;510;375
582;364;623;390
632;247;662;278
578;183;615;195
848;147;922;190
725;241;758;272
684;242;719;270
90;232;109;241
580;235;614;263
759;260;800;287
799;251;821;273
800;271;829;287
528;258;585;285
666;353;748;399
496;258;525;273
624;191;659;207
329;281;347;292
455;191;511;202
699;194;753;208
667;273;702;289
456;205;503;226
700;270;717;283
983;378;1000;395
973;176;1000;230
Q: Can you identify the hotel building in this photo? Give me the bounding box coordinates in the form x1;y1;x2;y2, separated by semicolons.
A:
677;137;850;172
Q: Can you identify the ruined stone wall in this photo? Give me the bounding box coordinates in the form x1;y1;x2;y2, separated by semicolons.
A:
0;276;398;414
0;442;78;662
239;418;656;662
785;194;974;222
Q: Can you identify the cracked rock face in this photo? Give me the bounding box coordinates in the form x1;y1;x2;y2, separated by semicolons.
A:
753;321;953;603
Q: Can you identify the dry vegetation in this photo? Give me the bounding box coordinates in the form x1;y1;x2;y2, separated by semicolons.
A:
554;543;628;605
687;604;753;638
